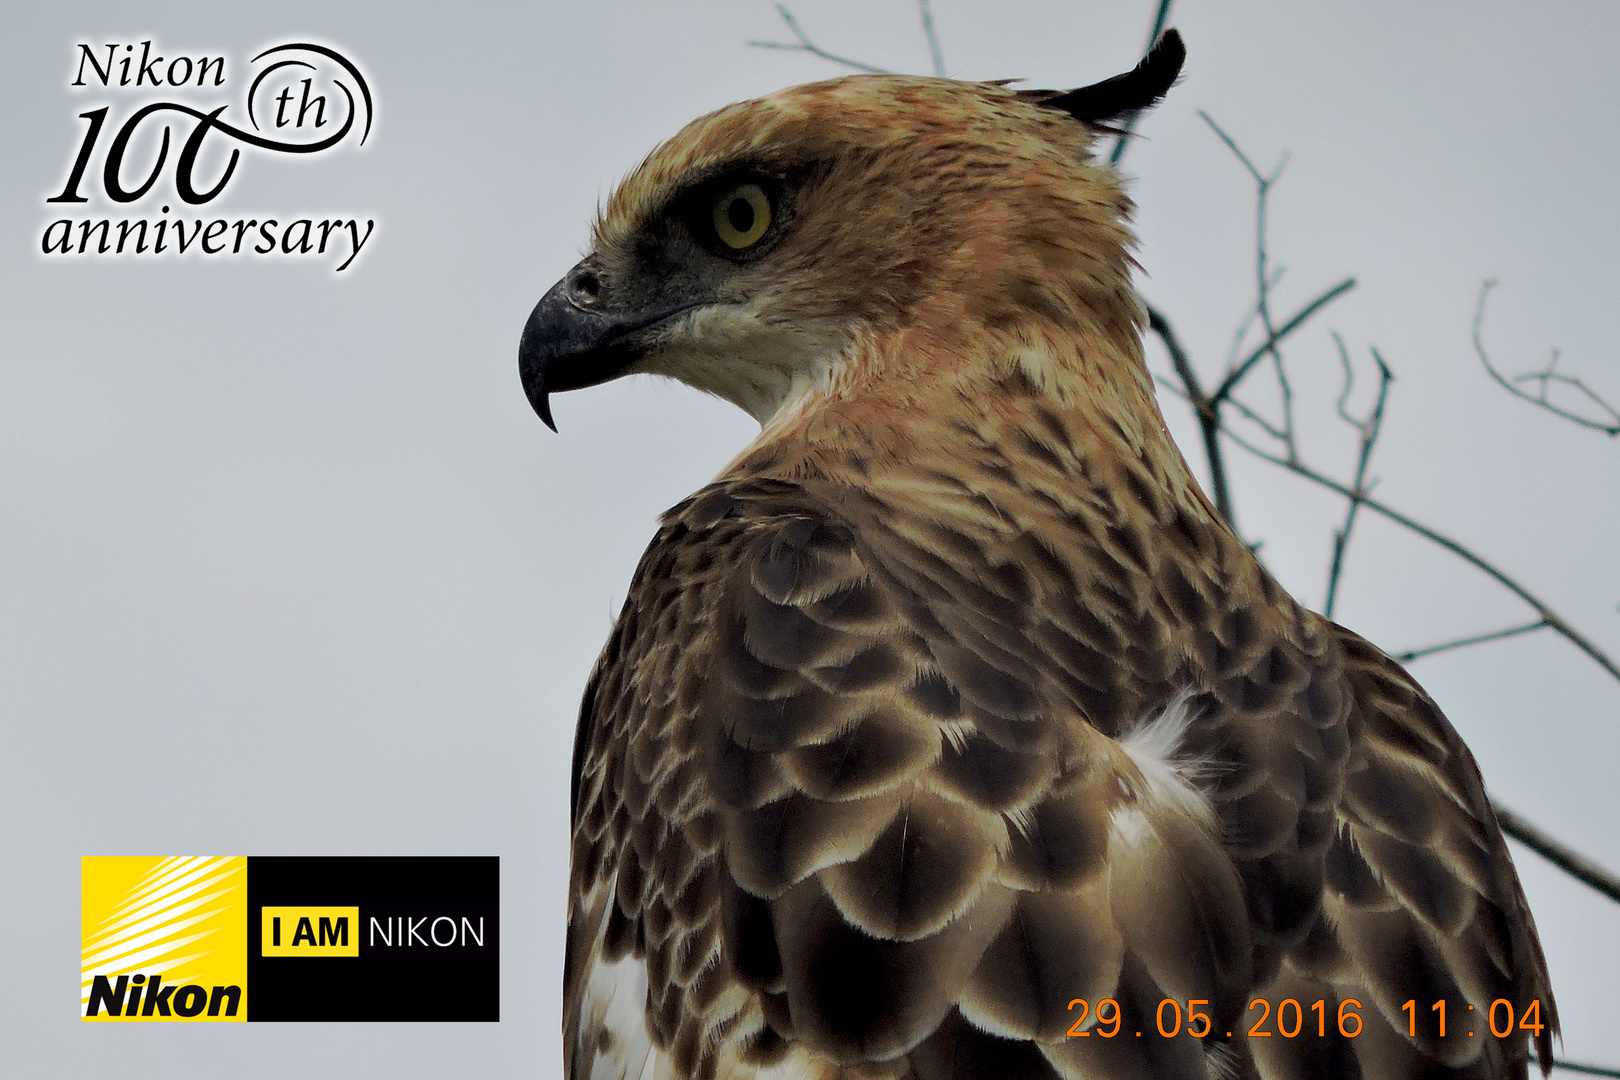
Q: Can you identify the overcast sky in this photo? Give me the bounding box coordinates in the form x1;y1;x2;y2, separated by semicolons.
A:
3;1;1617;1076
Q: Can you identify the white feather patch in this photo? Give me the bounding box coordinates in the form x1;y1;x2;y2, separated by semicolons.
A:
1115;688;1219;828
578;950;666;1080
577;950;835;1080
640;304;846;427
1108;804;1156;848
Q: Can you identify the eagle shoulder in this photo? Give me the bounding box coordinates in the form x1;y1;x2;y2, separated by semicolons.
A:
567;476;1254;1078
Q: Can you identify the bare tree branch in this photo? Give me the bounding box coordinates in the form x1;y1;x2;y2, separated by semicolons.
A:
748;3;894;74
1213;420;1620;687
1549;1059;1620;1079
1495;802;1620;906
1199;113;1305;460
1323;338;1393;618
1475;279;1620;436
1395;619;1550;663
1214;278;1358;403
1154;110;1619;714
1224;389;1291;444
1145;275;1355;532
749;1;952;78
1200;111;1278;186
1218;286;1354;409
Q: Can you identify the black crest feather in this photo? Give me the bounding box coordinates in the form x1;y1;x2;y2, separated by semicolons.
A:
1023;28;1185;126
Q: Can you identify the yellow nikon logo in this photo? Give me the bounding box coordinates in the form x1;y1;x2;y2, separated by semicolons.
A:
80;856;246;1021
260;906;360;957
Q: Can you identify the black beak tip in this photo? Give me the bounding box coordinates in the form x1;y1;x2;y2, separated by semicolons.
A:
521;363;558;432
519;358;558;433
519;302;560;433
520;263;661;433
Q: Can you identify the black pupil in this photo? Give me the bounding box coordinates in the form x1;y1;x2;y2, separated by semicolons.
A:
727;197;755;234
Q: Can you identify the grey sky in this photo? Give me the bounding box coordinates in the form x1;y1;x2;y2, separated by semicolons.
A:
3;1;1616;1076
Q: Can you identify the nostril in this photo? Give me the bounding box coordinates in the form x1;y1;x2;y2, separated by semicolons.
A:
568;268;602;305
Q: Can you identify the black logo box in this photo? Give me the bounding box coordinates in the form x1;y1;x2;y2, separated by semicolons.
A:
245;856;498;1022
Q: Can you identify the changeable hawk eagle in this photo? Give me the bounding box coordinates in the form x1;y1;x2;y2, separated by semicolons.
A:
519;30;1556;1080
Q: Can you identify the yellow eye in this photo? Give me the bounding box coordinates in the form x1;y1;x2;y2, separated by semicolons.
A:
711;183;771;249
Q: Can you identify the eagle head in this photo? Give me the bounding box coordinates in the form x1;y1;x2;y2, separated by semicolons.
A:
519;31;1184;431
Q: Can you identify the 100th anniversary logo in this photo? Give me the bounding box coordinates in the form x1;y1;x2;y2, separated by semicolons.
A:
81;857;498;1022
42;40;376;271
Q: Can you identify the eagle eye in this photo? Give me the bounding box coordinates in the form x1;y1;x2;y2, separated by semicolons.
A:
711;183;772;250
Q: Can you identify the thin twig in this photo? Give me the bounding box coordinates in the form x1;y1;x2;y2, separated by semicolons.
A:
1203;114;1294;462
1549;1059;1620;1079
1108;0;1175;167
1224;267;1286;370
1147;282;1356;527
1474;279;1620;436
1214;278;1358;403
1494;802;1620;906
1249;150;1299;460
1224;390;1290;443
1323;338;1393;618
1495;799;1620;1080
1200;110;1273;185
1395;619;1550;663
1154;370;1285;448
917;0;945;77
748;3;893;74
1147;304;1234;529
1214;424;1620;686
1199;111;1362;470
749;1;951;79
1331;333;1361;427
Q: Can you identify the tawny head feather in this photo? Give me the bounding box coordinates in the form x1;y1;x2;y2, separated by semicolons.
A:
518;31;1184;433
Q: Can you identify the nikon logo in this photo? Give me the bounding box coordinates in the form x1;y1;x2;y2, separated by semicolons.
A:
82;855;498;1021
85;974;240;1017
261;906;359;957
81;856;247;1022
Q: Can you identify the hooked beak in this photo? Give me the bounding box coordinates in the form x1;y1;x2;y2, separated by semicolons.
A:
518;260;694;431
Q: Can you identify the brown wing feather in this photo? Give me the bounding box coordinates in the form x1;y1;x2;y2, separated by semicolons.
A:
565;470;1554;1080
1303;625;1558;1075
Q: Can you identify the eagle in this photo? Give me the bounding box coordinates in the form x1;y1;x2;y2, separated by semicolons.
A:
518;30;1557;1080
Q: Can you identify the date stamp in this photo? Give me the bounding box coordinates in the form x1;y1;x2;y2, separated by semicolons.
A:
1064;997;1549;1041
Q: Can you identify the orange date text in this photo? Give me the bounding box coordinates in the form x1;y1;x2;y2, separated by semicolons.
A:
1065;997;1549;1042
1065;997;1362;1039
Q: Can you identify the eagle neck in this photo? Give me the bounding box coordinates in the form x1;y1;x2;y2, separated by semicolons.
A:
726;313;1210;526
